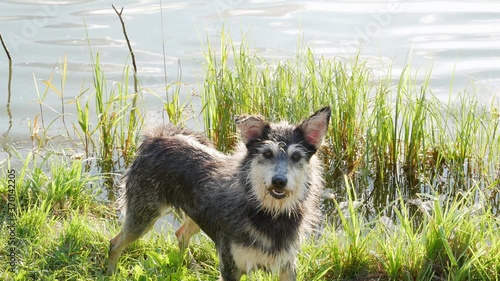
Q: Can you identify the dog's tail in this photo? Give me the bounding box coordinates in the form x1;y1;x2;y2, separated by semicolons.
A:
114;172;129;219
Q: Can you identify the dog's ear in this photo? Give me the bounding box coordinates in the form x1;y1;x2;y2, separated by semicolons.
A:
235;115;267;145
298;107;331;149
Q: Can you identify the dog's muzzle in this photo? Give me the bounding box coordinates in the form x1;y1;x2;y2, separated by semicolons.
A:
269;175;288;199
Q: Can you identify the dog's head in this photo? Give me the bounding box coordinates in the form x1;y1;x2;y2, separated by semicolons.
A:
236;107;331;215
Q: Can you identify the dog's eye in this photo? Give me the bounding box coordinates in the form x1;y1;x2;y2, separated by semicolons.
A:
290;152;301;162
262;150;273;159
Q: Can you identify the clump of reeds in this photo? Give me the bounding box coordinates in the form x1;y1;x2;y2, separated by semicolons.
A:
25;7;190;192
202;33;500;207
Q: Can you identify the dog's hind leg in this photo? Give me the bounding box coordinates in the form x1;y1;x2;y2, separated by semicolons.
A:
175;215;200;253
108;207;162;274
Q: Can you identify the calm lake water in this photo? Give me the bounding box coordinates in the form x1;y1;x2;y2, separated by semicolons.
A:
2;0;500;149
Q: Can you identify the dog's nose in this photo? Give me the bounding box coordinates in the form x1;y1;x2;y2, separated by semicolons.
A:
271;175;287;189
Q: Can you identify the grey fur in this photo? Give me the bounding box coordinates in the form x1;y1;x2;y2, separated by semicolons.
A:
108;107;331;281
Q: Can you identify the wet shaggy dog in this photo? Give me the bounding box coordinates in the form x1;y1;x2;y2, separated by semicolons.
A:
108;107;331;280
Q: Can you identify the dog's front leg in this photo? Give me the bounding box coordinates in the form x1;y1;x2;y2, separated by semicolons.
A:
217;247;243;281
218;266;242;281
279;263;297;281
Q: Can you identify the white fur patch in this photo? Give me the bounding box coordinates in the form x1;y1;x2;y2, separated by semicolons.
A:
247;225;273;249
230;243;297;273
175;134;224;158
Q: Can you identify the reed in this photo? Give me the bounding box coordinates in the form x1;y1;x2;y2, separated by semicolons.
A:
202;32;500;204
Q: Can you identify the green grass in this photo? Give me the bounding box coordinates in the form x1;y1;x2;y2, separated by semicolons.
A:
1;31;500;280
1;159;498;280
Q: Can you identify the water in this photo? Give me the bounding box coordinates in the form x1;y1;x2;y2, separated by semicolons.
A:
2;0;500;145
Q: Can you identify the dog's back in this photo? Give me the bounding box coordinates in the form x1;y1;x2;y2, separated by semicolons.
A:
122;125;228;214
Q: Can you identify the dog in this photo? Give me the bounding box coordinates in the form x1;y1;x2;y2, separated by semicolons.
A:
108;107;331;281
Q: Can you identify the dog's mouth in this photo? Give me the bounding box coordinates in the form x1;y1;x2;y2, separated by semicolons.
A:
268;188;288;199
